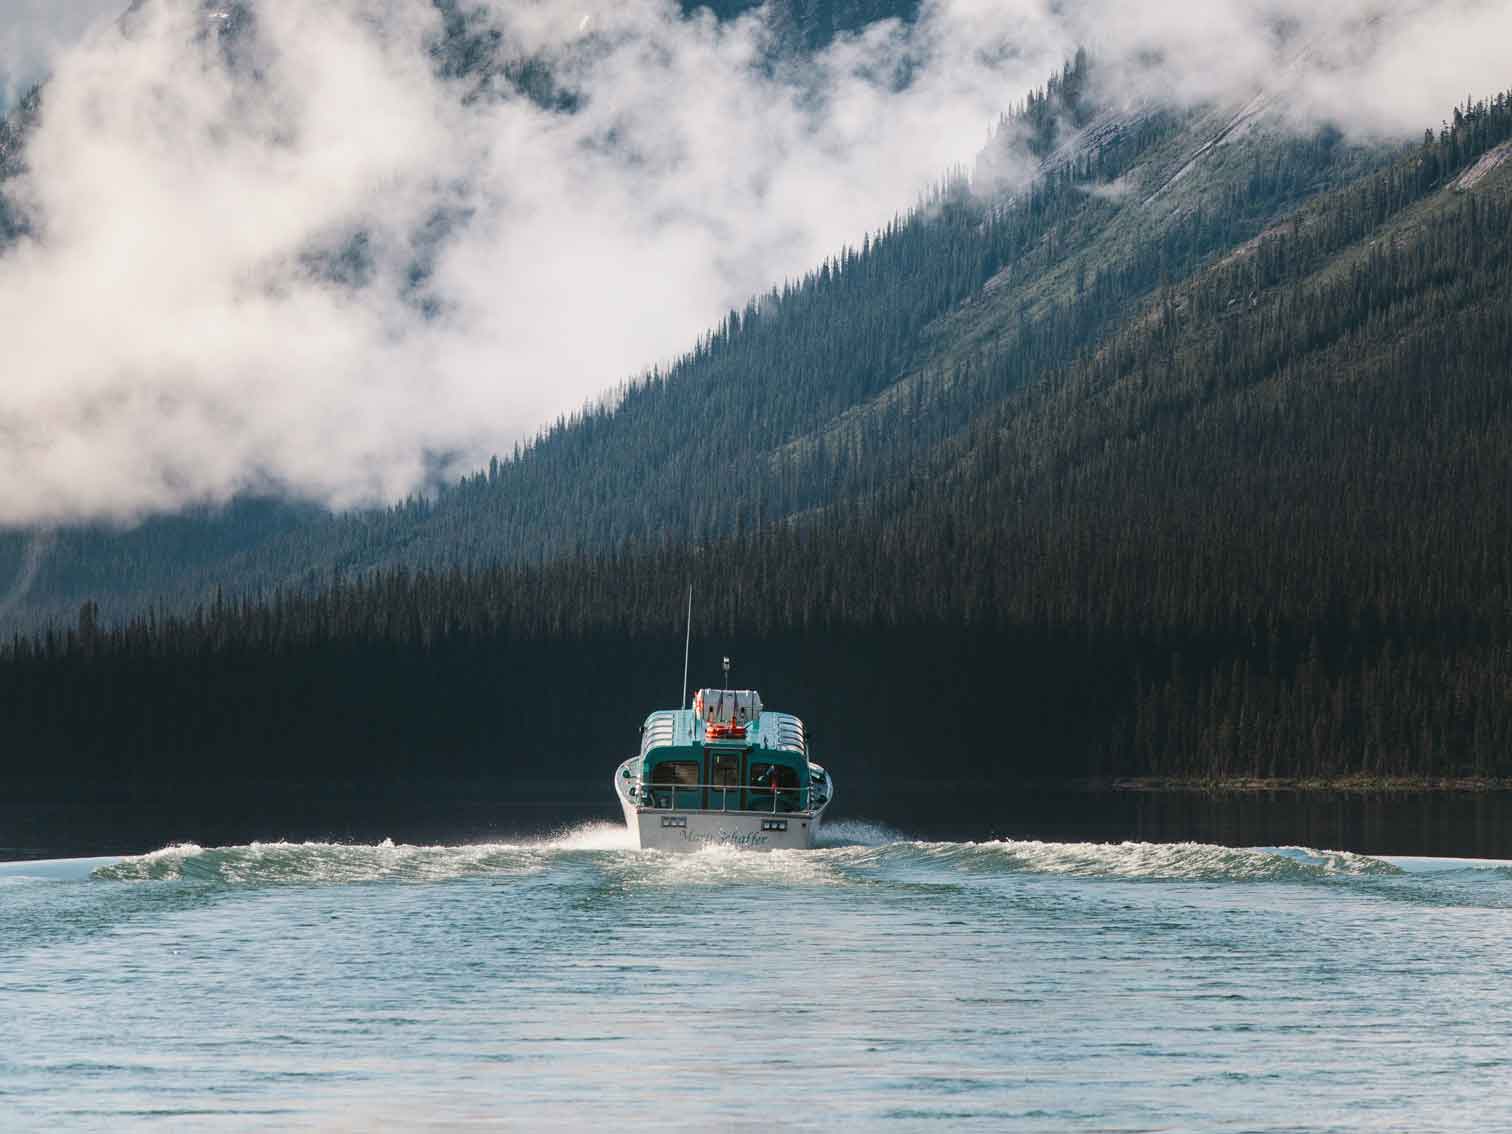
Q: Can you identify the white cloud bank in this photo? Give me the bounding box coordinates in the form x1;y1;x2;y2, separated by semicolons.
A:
0;0;1507;526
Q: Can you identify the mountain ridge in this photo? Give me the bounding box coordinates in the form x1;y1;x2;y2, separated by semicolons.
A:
0;50;1420;630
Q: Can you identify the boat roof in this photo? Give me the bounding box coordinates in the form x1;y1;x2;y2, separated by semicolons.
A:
640;704;807;763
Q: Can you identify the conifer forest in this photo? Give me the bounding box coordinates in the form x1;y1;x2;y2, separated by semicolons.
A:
4;74;1512;802
3;23;1512;804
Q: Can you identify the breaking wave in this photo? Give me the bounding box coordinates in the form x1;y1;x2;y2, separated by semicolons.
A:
546;821;637;853
815;819;911;848
92;840;534;884
833;839;1405;882
90;822;636;884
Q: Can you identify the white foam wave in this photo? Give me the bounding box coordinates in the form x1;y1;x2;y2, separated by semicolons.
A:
815;819;910;848
139;841;206;862
1010;840;1401;880
78;831;1417;888
542;822;637;853
89;825;644;885
92;839;543;885
833;839;1403;883
1261;846;1406;876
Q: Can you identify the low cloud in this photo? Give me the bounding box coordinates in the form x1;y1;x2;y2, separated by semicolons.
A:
1068;0;1512;136
0;0;1506;526
0;0;123;111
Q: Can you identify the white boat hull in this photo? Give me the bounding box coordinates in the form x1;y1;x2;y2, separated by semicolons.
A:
614;758;830;851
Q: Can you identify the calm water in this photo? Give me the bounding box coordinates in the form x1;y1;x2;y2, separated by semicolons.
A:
3;821;1511;1131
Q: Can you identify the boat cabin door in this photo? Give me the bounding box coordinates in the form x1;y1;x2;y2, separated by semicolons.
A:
709;750;742;811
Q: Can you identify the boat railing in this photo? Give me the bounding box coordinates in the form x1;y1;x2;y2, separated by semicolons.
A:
627;777;826;814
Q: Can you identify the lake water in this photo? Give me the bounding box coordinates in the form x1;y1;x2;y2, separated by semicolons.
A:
3;819;1510;1131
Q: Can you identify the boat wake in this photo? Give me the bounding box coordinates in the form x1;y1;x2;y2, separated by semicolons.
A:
0;827;1501;890
838;839;1403;882
87;822;644;884
815;819;910;848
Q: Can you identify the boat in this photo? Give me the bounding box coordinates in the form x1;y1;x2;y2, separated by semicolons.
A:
614;660;834;850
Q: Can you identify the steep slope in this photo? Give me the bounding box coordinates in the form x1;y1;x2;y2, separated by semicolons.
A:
0;56;1408;629
0;0;928;628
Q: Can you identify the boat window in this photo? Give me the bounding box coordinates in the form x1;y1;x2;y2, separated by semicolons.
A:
749;763;799;789
650;761;699;786
712;753;741;787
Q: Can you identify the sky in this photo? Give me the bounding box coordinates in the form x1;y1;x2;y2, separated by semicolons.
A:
0;0;1508;527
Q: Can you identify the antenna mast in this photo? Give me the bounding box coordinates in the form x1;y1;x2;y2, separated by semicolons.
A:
681;584;693;710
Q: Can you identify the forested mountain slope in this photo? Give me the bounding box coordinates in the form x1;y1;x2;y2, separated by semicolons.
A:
0;51;1408;629
5;94;1511;796
689;0;919;48
0;87;39;243
0;0;926;628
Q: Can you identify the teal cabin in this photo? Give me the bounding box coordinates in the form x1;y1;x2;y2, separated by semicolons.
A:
635;691;811;813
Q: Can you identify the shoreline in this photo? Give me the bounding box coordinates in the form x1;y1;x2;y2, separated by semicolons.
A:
1097;776;1512;795
10;775;1512;806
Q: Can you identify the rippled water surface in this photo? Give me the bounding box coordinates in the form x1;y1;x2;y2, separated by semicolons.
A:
4;822;1511;1131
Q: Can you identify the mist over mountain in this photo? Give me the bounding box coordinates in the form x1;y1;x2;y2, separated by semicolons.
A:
0;0;121;111
0;0;1507;538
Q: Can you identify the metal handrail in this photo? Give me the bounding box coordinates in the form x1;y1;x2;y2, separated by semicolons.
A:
627;776;828;814
638;779;805;792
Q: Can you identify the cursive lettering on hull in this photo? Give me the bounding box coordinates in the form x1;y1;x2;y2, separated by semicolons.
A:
682;827;770;848
622;803;819;851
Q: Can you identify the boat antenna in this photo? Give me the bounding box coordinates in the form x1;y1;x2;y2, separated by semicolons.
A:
681;583;693;710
